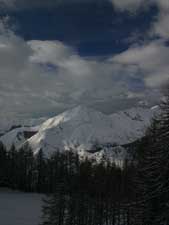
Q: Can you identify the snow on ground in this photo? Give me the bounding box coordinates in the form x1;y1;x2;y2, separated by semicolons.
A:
0;189;43;225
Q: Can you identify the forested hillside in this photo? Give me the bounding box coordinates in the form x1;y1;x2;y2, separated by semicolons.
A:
1;92;169;225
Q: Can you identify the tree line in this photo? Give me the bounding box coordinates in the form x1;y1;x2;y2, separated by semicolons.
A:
132;88;169;225
0;141;138;225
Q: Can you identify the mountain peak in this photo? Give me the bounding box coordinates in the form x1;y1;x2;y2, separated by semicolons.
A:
66;105;102;118
0;106;158;160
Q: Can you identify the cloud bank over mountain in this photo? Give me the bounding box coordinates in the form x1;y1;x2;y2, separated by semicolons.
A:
0;0;168;125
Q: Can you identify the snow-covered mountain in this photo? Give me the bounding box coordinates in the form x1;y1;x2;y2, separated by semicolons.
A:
0;105;158;161
27;105;158;157
0;126;39;150
0;117;47;135
0;117;47;150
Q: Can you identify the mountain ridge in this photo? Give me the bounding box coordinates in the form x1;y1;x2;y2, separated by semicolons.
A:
0;105;159;162
28;105;158;156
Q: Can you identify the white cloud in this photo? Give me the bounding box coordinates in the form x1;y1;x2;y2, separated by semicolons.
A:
1;0;168;127
155;0;169;10
110;0;147;12
115;0;169;77
110;0;169;12
109;0;169;29
112;40;169;87
151;0;169;40
153;12;169;39
0;18;146;126
28;40;92;78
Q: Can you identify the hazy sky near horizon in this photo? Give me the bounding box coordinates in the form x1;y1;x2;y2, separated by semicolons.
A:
0;0;168;123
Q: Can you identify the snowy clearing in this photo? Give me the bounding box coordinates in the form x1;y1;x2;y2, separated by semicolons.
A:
0;189;43;225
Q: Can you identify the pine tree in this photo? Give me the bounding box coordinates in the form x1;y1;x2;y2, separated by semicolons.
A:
24;146;35;192
41;181;67;225
7;144;18;189
36;149;46;193
0;142;7;186
135;90;169;225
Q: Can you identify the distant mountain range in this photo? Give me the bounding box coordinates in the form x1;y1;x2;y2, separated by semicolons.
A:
0;105;159;162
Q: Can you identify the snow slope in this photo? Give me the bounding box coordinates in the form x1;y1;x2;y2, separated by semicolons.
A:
109;106;157;144
0;126;39;150
0;117;47;136
27;105;158;157
0;105;158;160
0;189;43;225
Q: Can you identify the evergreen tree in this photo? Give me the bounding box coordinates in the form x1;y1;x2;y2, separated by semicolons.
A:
135;89;169;225
0;142;7;186
36;149;46;193
7;144;18;189
41;181;67;225
24;146;35;192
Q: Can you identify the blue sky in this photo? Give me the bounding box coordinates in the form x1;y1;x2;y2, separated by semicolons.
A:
5;1;158;56
0;0;168;125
